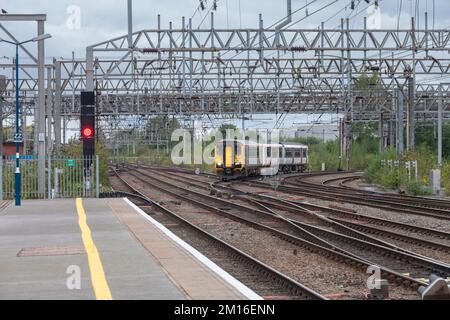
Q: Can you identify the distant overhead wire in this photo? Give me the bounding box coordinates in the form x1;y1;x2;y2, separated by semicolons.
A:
398;0;403;34
238;0;242;28
283;0;446;84
197;1;217;29
224;0;334;62
433;0;435;29
225;0;229;29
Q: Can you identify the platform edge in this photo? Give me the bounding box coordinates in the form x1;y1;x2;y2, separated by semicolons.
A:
123;198;263;301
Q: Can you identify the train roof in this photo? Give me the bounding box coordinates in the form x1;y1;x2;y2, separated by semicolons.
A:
281;142;309;149
216;140;308;148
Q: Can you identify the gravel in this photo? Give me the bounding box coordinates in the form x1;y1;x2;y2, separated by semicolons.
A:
110;171;421;300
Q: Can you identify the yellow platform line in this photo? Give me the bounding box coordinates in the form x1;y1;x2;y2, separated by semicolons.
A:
75;198;112;300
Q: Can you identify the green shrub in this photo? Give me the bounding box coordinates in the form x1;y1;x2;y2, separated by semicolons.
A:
363;145;441;194
60;140;111;189
441;161;450;196
406;180;433;196
364;148;397;183
380;169;400;189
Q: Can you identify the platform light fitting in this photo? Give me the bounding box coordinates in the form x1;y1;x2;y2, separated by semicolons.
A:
32;33;52;42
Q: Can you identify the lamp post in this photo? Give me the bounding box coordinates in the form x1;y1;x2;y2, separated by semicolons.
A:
0;33;52;206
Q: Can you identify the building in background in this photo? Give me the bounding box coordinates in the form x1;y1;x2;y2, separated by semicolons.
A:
282;124;339;142
2;142;24;159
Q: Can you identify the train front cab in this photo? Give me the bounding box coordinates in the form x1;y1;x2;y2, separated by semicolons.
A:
215;140;245;179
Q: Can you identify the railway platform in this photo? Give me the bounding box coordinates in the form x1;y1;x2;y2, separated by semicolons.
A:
0;197;258;300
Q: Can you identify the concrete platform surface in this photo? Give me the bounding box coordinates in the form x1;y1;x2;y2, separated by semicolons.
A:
0;197;259;300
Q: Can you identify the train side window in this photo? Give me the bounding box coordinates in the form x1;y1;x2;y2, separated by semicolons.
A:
285;149;292;158
267;147;271;157
295;150;301;158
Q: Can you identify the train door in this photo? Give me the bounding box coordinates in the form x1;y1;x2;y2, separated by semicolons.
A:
225;143;234;168
301;148;307;172
215;145;223;166
300;148;304;169
294;149;301;171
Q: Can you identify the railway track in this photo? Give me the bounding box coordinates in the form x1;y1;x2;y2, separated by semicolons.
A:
139;166;450;254
134;165;450;247
111;165;437;299
205;182;450;275
109;169;326;300
328;174;450;211
230;190;450;255
282;174;450;221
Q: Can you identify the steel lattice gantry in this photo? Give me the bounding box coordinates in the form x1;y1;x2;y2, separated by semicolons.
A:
3;15;450;148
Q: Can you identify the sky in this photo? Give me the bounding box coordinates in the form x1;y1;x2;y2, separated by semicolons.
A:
1;0;450;62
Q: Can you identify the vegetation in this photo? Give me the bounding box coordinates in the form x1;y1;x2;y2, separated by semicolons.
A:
364;145;436;195
109;113;448;196
289;120;449;196
112;117;217;173
60;139;111;189
288;122;379;172
145;115;181;149
218;124;238;138
355;71;381;90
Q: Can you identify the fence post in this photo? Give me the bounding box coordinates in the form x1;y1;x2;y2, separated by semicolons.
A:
96;155;100;198
0;156;3;202
47;155;51;199
0;155;3;201
54;166;58;199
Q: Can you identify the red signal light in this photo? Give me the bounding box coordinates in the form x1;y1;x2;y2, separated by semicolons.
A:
82;127;94;139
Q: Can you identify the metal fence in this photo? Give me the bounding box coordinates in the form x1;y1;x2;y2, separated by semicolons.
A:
1;156;99;200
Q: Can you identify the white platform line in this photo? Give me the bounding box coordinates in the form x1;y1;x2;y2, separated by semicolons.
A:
123;198;262;300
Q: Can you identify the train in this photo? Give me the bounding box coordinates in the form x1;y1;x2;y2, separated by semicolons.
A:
215;139;309;179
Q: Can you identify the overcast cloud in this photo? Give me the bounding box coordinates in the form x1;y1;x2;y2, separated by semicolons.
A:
1;0;450;63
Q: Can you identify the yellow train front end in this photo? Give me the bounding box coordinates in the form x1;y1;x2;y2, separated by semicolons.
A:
215;140;246;179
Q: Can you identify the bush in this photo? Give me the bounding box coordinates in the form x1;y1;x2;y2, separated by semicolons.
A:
380;169;400;189
364;148;397;183
406;180;433;196
441;161;450;196
363;145;441;195
61;140;111;189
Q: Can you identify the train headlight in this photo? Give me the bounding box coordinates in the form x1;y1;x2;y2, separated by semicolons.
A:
216;162;223;168
235;162;242;167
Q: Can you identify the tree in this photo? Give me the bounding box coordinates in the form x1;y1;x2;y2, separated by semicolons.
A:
218;124;237;139
146;115;180;147
355;71;380;90
415;123;450;159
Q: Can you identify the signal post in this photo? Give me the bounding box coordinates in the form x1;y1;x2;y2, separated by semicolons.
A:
80;91;96;191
